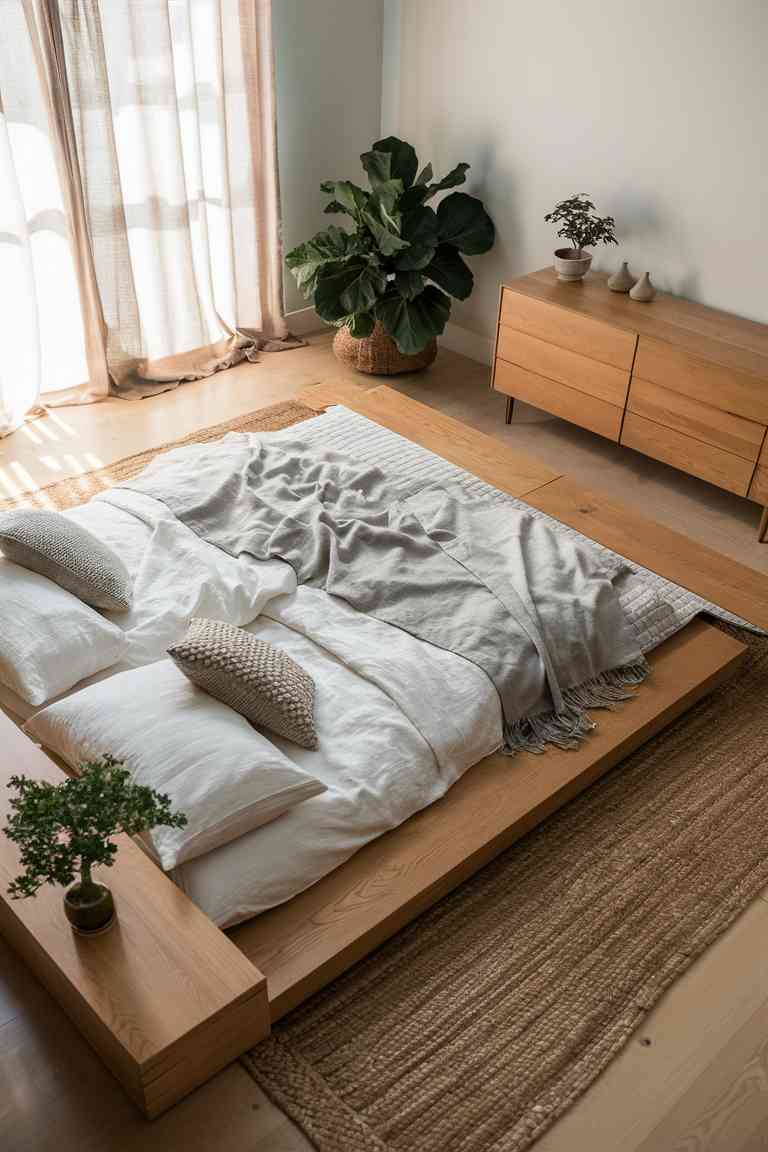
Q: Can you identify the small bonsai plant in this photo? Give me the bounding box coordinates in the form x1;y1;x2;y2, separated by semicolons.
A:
4;755;187;935
286;136;495;366
545;194;617;282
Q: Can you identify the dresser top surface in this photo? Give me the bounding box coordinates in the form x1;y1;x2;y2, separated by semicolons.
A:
503;268;768;380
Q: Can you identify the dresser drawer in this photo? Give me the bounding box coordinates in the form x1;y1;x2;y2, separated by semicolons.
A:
500;288;636;371
494;359;622;441
634;337;768;424
749;466;768;505
621;412;754;496
497;327;630;407
627;378;765;462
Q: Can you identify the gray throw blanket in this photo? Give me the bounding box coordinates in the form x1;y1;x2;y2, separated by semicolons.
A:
121;433;647;753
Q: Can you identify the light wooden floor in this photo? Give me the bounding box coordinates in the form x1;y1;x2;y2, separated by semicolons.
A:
2;335;768;1152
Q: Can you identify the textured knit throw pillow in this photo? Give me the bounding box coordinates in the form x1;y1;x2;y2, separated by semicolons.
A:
0;509;133;612
168;618;318;749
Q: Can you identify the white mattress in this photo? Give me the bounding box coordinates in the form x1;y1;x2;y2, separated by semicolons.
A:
6;404;750;928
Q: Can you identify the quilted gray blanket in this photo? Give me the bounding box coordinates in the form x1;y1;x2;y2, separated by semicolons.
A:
122;434;647;753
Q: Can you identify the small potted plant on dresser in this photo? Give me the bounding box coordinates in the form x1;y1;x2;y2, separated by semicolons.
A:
4;754;187;935
286;136;495;374
545;193;618;281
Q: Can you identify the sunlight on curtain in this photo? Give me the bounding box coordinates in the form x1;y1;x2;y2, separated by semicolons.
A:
0;2;90;436
0;0;291;428
59;0;295;398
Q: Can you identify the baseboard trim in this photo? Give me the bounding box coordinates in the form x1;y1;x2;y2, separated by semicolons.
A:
286;306;323;337
440;321;494;365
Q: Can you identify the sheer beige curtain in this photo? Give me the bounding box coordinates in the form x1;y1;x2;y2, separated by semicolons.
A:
0;0;105;435
0;0;292;433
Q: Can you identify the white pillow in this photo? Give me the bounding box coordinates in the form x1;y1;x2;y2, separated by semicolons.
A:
24;659;327;870
0;559;126;705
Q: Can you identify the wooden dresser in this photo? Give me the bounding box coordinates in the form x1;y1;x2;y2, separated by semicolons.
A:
491;268;768;540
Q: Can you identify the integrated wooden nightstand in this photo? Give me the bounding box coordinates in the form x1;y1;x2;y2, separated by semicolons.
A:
492;269;768;540
0;715;270;1118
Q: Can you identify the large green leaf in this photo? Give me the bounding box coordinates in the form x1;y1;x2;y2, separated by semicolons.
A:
315;259;386;323
424;244;474;300
369;178;404;233
394;205;439;271
285;226;359;297
398;185;430;213
347;312;375;338
394;270;425;300
320;180;369;220
436;192;495;254
423;162;470;201
375;284;451;355
372;136;419;188
360;149;392;189
362;210;411;256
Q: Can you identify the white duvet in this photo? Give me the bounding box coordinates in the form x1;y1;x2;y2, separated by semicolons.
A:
7;487;501;927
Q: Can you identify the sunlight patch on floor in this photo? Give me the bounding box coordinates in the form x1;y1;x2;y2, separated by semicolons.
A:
33;419;61;443
0;467;21;497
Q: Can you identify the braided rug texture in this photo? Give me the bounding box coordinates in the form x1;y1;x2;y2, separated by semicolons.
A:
244;623;767;1152
0;399;314;513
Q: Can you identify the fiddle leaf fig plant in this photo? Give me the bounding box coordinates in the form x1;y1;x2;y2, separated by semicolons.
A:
286;137;495;355
4;755;187;901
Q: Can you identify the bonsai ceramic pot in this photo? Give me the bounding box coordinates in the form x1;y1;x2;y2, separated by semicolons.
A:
64;881;116;935
333;322;437;375
553;248;592;282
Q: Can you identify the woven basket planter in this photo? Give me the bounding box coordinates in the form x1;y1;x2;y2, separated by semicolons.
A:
333;323;437;375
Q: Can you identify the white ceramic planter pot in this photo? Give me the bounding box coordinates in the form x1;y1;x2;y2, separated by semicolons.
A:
553;248;592;282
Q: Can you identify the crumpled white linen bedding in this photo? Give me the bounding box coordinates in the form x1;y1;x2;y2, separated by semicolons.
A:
2;486;500;926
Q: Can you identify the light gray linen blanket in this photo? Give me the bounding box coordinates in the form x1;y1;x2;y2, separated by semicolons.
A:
122;433;647;753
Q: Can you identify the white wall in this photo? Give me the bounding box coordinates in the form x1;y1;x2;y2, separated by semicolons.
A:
389;0;768;341
273;0;384;314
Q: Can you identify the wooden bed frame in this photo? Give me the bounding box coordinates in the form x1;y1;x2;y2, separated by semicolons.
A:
1;381;765;1116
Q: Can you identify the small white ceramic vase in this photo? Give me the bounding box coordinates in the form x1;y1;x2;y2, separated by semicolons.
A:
553;248;592;282
629;272;656;302
607;261;636;293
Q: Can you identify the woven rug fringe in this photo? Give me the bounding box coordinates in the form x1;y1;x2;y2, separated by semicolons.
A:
503;659;650;755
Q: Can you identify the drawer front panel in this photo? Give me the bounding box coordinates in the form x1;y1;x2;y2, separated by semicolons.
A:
628;377;765;462
497;327;630;407
500;288;636;370
494;359;622;441
749;466;768;505
761;434;768;468
634;336;768;424
621;412;754;496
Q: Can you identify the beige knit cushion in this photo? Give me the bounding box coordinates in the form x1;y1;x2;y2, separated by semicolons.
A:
0;509;133;612
168;618;318;750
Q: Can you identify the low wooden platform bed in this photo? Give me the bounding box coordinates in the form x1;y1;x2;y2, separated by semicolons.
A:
1;381;765;1118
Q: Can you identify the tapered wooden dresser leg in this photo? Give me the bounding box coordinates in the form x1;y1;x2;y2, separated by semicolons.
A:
505;395;515;425
759;505;768;543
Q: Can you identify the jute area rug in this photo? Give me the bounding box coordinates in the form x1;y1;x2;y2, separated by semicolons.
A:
0;398;315;513
243;624;768;1152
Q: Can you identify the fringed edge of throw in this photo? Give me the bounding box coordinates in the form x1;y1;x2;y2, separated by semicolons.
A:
503;659;650;756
